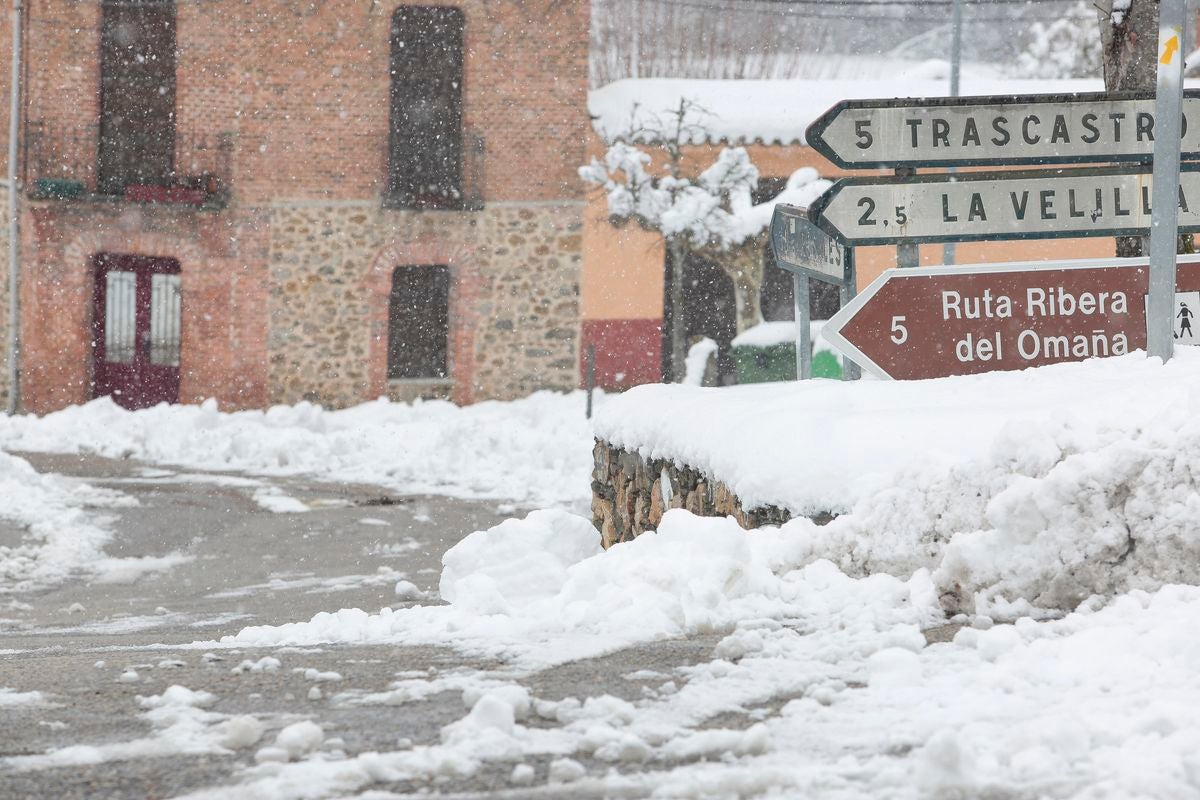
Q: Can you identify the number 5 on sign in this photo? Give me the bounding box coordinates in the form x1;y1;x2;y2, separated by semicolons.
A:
890;316;908;344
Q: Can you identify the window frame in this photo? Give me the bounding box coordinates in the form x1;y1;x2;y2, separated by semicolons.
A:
386;264;453;381
385;5;466;211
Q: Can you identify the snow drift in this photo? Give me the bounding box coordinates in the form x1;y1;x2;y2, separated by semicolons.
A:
0;391;595;509
595;352;1200;613
0;450;148;591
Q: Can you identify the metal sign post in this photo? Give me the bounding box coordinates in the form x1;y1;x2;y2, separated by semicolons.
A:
770;204;854;380
839;250;860;381
895;167;919;268
1148;1;1186;362
793;273;811;380
807;165;1200;247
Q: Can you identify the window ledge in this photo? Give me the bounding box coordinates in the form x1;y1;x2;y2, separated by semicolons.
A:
388;377;454;385
381;197;483;213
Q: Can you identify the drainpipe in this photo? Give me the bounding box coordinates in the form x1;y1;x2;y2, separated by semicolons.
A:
5;0;20;415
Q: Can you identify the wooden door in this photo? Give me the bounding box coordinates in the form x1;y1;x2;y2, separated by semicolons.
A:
93;254;182;409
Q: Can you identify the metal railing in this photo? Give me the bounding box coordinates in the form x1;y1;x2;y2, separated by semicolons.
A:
24;120;234;207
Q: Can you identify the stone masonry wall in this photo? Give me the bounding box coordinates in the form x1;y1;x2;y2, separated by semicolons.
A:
591;439;798;548
266;202;581;408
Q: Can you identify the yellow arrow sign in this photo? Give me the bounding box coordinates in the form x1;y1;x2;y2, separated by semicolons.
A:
1162;34;1180;65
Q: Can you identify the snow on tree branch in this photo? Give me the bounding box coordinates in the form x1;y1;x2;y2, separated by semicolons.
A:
580;142;830;250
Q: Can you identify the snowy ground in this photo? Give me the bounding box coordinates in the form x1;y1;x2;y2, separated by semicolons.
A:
0;391;597;512
4;362;1200;798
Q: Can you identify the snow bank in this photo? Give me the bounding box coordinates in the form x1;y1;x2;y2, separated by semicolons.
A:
224;509;940;665
210;502;1200;797
199;563;1200;799
595;352;1200;612
646;583;1200;799
594;351;1200;514
0;450;146;592
0;391;597;509
730;320;838;357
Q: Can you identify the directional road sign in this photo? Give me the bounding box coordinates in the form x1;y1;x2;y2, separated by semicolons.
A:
806;91;1200;169
770;204;847;284
822;255;1200;380
807;164;1200;247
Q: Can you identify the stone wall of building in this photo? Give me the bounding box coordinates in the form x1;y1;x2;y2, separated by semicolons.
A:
266;201;581;408
591;439;800;548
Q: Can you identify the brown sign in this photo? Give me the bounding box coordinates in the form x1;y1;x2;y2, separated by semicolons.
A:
822;256;1200;380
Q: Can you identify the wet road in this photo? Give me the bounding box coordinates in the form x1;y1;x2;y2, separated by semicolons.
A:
0;453;722;799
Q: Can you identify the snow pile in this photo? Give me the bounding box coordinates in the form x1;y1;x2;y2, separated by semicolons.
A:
439;509;602;611
731;320;840;359
207;500;1200;798
594;352;1200;613
0;449;158;592
224;509;940;666
197;573;1200;799
0;391;597;509
4;685;262;771
682;338;717;386
0;688;47;707
647;584;1200;799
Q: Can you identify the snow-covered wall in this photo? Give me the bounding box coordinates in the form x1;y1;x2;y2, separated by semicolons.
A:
591;352;1200;613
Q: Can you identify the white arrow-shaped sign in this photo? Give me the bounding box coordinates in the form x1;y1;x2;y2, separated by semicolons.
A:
806;91;1200;169
808;165;1200;246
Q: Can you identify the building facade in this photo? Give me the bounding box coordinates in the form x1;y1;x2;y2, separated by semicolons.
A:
0;0;587;414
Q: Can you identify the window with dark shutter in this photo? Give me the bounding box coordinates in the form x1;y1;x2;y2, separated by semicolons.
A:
98;0;177;195
388;266;451;379
388;6;464;210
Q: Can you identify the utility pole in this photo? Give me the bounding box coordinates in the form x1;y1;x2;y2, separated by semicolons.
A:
630;0;640;79
943;0;963;266
6;0;21;416
1147;0;1186;362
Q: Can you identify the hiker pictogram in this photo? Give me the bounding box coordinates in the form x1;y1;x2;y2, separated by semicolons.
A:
1178;302;1195;339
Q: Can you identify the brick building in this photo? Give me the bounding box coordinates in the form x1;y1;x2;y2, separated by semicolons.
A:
0;0;587;414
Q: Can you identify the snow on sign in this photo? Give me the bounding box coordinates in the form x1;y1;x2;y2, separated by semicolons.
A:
807;164;1200;247
806;91;1200;169
769;203;846;284
822;255;1200;380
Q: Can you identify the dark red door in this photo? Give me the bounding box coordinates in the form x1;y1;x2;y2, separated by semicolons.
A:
92;254;182;409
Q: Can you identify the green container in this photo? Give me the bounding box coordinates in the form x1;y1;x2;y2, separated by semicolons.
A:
32;178;84;200
812;349;842;379
732;342;843;383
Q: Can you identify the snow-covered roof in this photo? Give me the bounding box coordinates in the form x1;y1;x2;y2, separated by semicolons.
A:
589;74;1107;146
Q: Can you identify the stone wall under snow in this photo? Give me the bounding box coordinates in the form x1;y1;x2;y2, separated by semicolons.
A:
590;440;796;548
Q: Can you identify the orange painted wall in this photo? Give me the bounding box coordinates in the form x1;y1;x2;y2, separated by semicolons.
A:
583;133;1125;322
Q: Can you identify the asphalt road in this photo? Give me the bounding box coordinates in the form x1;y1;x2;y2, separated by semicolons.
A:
0;453;724;799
